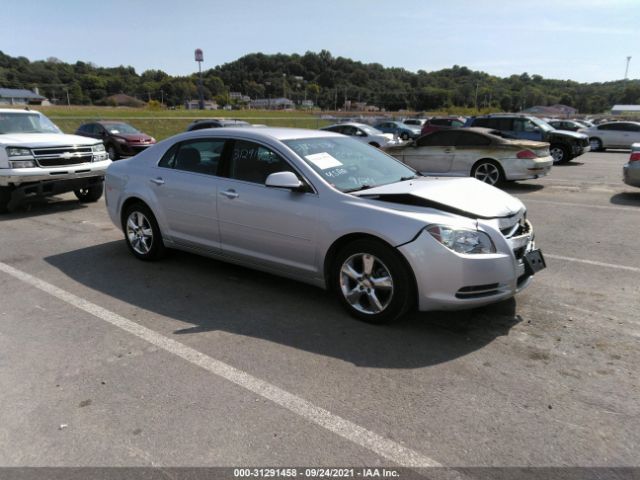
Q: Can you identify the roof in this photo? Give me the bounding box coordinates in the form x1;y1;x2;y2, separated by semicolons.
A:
176;126;342;143
611;105;640;111
0;88;46;100
0;108;43;114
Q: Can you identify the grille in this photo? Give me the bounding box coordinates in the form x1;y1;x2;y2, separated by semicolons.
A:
32;145;93;167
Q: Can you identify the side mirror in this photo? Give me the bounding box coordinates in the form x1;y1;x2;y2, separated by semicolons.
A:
265;171;303;190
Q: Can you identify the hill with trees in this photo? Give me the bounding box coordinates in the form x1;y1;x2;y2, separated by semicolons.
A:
1;49;639;112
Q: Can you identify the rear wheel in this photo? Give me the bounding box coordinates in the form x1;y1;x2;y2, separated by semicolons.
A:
122;202;166;261
471;160;504;186
74;183;104;203
550;144;570;164
0;186;13;214
333;239;413;324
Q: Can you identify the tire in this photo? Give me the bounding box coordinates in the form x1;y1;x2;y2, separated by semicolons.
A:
399;132;409;141
107;145;118;160
550;144;570;164
332;238;414;324
74;183;104;203
122;202;166;261
369;142;381;148
0;186;12;214
589;137;603;152
471;160;504;186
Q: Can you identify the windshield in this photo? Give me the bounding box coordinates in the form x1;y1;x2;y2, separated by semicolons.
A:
104;123;140;134
530;117;554;132
0;112;62;134
359;125;384;135
283;136;418;193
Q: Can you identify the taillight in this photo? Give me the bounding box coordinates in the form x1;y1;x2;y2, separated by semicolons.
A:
516;150;537;159
630;152;640;163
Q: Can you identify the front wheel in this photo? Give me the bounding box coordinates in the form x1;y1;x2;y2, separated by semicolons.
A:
123;203;166;261
550;144;570;164
399;132;409;141
471;160;504;186
74;183;104;203
589;137;603;152
107;145;118;160
333;239;414;324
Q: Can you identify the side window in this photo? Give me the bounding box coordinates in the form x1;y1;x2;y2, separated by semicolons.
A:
228;140;294;184
455;132;491;146
473;118;491;128
158;139;225;175
417;131;458;147
620;123;640;132
342;126;357;136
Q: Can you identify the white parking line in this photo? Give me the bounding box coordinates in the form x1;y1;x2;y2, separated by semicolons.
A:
522;198;638;213
545;254;640;273
0;261;441;468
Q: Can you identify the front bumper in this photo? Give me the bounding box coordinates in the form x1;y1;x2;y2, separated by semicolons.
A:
573;143;591;156
623;163;640;187
0;159;112;186
398;226;536;311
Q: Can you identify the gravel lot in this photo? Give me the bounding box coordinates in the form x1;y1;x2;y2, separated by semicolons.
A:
0;151;638;473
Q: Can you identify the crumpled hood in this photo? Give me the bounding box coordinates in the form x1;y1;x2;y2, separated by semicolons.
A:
352;177;525;219
0;133;100;147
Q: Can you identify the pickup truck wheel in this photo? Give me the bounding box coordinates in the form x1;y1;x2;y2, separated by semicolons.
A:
74;183;104;203
123;203;166;261
0;186;12;214
107;145;118;160
550;144;570;164
333;239;413;324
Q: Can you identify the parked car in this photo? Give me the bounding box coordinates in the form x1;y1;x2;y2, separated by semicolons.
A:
186;119;251;131
547;119;586;132
402;118;428;128
105;127;545;324
465;114;590;163
373;120;421;140
579;121;640;151
320;122;398;148
574;119;595;128
421;117;466;135
75;121;156;160
0;109;111;212
385;128;552;186
623;143;640;188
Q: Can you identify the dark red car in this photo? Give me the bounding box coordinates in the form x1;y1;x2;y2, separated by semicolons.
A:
75;121;156;160
421;117;466;135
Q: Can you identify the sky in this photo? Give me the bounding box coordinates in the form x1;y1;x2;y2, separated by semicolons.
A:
3;0;639;83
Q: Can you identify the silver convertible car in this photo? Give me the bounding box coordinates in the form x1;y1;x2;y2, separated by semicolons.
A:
105;128;545;323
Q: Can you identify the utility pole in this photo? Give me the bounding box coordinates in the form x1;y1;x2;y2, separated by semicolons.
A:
474;82;479;111
195;48;204;109
625;56;632;80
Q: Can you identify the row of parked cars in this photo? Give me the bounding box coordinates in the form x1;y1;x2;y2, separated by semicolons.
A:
2;107;637;324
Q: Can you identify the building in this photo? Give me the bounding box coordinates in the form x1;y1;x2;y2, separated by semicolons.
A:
249;97;295;110
0;88;47;105
185;100;219;110
611;105;640;115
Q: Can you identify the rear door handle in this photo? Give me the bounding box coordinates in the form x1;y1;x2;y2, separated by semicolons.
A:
220;189;239;199
150;177;165;186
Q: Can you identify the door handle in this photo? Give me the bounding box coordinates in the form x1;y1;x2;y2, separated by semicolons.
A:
150;177;165;186
220;189;239;199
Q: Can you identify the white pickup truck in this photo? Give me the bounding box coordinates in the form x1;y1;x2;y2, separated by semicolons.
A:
0;109;111;213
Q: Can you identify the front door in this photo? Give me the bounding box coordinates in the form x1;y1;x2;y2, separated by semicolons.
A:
217;139;319;276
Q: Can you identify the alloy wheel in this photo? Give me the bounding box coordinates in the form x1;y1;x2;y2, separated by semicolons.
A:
126;211;154;255
550;146;565;163
473;163;501;185
339;253;394;314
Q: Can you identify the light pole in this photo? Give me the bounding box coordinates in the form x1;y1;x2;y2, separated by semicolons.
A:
625;56;632;80
195;48;204;109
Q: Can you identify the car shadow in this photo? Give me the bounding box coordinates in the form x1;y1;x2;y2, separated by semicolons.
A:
610;192;640;207
553;161;585;167
502;183;545;194
0;197;88;221
45;241;523;369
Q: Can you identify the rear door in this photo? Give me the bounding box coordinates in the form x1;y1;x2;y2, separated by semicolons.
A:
450;131;493;175
150;138;225;251
398;131;458;173
216;139;320;276
619;123;640;147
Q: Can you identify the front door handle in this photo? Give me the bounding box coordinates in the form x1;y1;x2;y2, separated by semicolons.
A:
220;189;239;199
150;177;165;186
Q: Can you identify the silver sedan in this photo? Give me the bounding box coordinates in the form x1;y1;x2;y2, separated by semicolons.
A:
105;128;545;324
623;143;640;188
